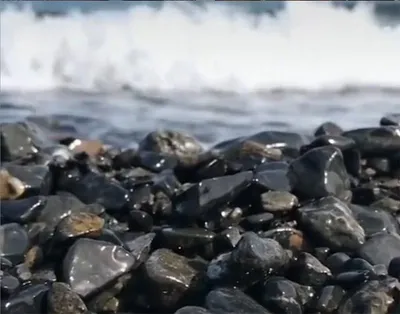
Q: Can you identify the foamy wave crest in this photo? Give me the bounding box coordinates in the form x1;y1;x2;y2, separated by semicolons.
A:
1;2;400;92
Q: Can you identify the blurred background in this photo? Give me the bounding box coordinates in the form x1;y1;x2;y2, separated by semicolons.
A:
1;0;399;147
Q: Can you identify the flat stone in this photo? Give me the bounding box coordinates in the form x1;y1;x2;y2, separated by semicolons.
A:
0;223;29;266
175;171;252;220
62;238;136;298
260;190;298;212
55;212;105;241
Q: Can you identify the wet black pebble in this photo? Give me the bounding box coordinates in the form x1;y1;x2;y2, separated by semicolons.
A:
288;252;332;286
142;248;206;310
253;161;292;192
1;282;50;314
1;196;46;224
0;223;30;265
258;276;302;314
62;238;136;298
175;171;252;221
64;171;130;212
343;126;400;157
358;232;400;267
310;285;345;313
288;146;350;199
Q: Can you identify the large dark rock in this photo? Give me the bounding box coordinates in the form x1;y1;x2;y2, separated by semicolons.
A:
253;161;292;192
288;252;332;286
298;196;365;251
288;146;350;199
358;233;400;267
343;126;400;157
62;238;136;298
349;204;399;237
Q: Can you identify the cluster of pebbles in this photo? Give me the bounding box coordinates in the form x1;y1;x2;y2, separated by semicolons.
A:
1;114;400;314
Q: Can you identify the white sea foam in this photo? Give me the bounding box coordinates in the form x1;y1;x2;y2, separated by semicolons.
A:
1;2;400;92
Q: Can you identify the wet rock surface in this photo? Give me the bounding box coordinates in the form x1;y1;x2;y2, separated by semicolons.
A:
0;117;400;314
